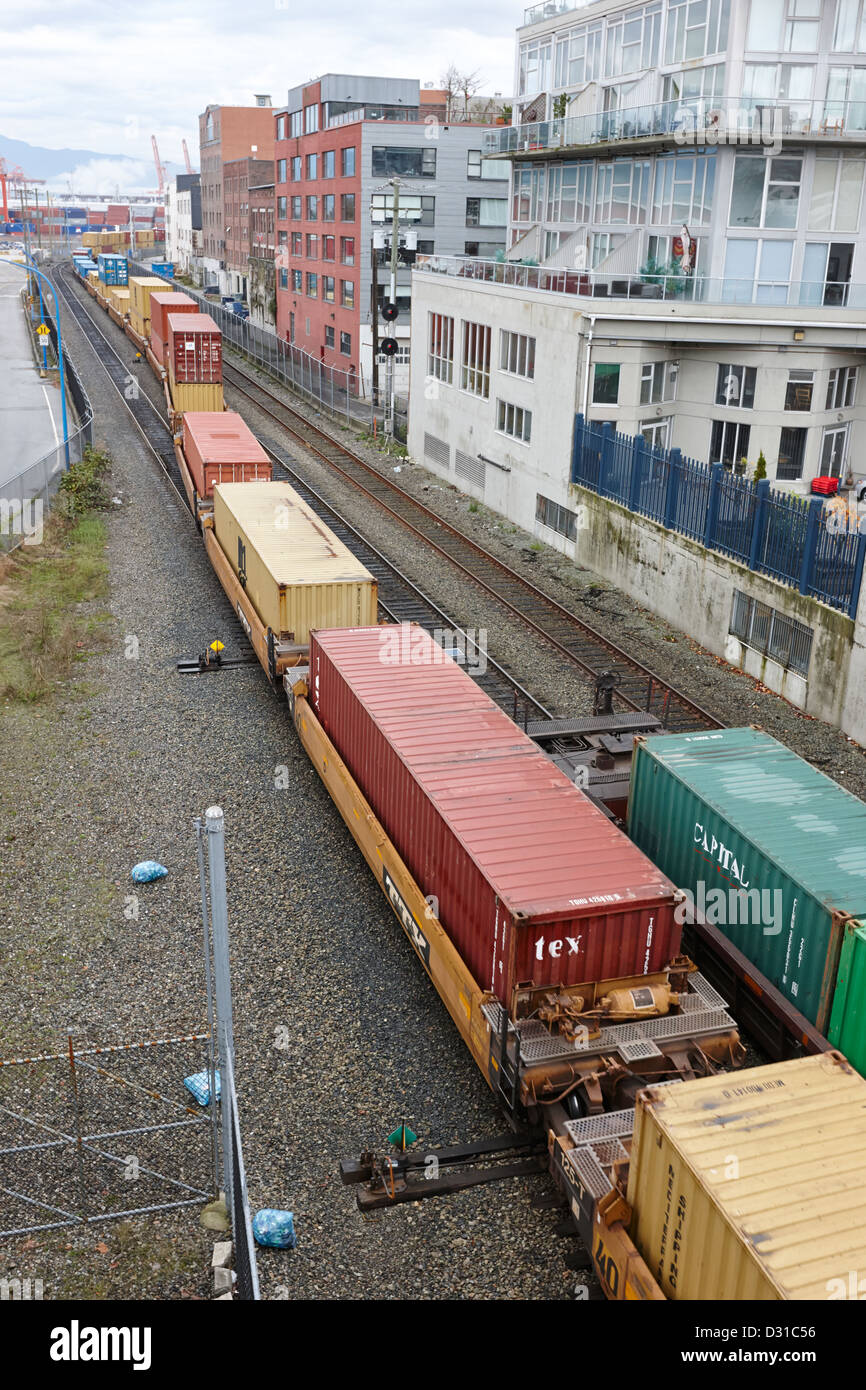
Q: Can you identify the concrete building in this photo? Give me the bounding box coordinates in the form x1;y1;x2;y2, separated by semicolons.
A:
249;178;276;327
165;173;201;277
272;74;508;395
198;97;274;293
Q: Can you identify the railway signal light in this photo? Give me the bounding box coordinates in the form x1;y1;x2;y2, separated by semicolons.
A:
380;337;399;356
382;301;398;322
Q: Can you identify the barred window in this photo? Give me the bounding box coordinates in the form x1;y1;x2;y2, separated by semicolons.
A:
460;320;491;397
536;494;577;541
497;399;532;443
499;331;535;379
730;590;813;676
428;313;454;384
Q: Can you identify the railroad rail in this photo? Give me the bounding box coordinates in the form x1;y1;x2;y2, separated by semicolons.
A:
222;357;722;734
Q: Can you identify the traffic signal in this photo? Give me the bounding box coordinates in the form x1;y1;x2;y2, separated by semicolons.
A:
380;337;400;356
382;301;398;321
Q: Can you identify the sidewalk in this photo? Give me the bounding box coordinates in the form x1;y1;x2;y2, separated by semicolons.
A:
0;260;61;491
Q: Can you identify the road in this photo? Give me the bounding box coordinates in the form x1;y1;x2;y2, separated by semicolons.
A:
0;258;62;491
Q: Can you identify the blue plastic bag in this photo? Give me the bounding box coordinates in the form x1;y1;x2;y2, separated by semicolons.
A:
252;1209;297;1249
131;861;168;883
184;1070;221;1106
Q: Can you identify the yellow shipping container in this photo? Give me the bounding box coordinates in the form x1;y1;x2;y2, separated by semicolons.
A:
167;379;225;414
87;270;98;285
128;276;172;336
82;231;98;247
212;480;378;642
628;1052;866;1300
109;287;130;315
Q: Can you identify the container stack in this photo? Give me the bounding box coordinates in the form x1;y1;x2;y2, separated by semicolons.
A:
182;413;272;499
97;253;128;287
149;292;198;366
166;312;223;412
128;276;174;341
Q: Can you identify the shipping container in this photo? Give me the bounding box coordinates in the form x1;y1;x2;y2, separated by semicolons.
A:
97;253;128;286
309;626;681;1005
182;412;271;498
627;728;866;1031
128;276;173;338
828;919;866;1072
167;380;225;414
151;260;174;281
109;287;130;315
213;482;377;641
628;1052;866;1299
168;312;222;383
149;292;197;365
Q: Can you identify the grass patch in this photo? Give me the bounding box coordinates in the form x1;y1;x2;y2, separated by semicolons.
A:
0;448;112;703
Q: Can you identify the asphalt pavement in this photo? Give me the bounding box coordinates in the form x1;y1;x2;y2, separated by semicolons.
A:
0;258;62;490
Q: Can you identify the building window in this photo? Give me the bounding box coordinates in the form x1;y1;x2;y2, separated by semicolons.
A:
592;363;620;405
809;153;866;232
518;36;552;95
467;150;502;179
546;161;594;224
512;164;545;224
820;422;849;476
641;418;672;449
341;193;355;222
340;236;355;264
460;321;491;397
497;399;532;444
665;0;730;63
277;158;287;183
322;275;335;302
291;156;301;182
306;272;318;297
325;325;335;349
279;268;288;289
651;152;715;226
291;269;302;291
304;233;317;259
306;195;317;220
306;153;317;180
466;197;507;227
834;0;866;50
554;19;603;86
340;279;354;308
730;591;813;676
777;425;807;478
715;364;757;408
729;156;802;229
595;159;651;225
428;312;454;384
784;370;814;410
291;231;302;255
465;240;503;258
279;230;289;249
304;103;319;134
827;365;858;408
640;360;678;405
747;0;821;54
341;147;356;177
322;235;335;261
536;494;577;541
340;331;351;356
710;420;752;467
322;194;335;222
372;146;436;177
291;196;302;220
277;196;287;219
322;150;335;179
276;114;287;140
605;2;662;77
289;110;303;138
499;331;535;380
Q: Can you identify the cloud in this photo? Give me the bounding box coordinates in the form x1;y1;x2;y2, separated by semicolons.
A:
52;158;155;197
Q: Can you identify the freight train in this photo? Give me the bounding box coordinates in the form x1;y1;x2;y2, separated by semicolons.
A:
67;253;866;1301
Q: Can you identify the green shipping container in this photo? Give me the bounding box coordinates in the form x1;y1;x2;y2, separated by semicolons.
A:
828;920;866;1071
627;728;866;1033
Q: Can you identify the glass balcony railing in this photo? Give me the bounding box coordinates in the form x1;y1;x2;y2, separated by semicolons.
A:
415;253;865;311
484;97;866;157
523;1;591;25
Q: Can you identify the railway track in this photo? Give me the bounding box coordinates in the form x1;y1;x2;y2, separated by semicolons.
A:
222;358;722;733
53;265;548;722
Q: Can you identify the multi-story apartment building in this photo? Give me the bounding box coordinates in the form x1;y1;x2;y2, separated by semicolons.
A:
165;173;201;276
198;96;274;292
223;157;273;298
249;178;276;327
409;0;866;520
273;74;508;394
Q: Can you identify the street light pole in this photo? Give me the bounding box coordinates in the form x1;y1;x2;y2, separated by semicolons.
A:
387;177;400;437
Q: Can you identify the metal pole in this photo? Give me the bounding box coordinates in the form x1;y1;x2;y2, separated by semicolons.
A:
67;1033;89;1220
195;818;220;1199
388;177;400;437
371;235;379;409
204;805;234;1209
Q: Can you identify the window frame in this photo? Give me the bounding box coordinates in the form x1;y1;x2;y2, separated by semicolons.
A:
715;363;757;409
428;312;455;384
460;320;492;398
640;360;679;406
592;362;621;405
499;330;536;380
496;398;533;444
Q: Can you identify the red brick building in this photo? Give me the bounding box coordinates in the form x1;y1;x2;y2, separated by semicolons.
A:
198;98;274;292
222;157;273;297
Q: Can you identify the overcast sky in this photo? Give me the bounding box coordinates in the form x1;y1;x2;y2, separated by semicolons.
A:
0;0;517;190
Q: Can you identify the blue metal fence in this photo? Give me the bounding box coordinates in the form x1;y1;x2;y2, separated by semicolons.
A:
571;416;866;619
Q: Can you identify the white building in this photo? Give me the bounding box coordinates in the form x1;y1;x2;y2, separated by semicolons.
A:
165;174;201;277
409;0;866;496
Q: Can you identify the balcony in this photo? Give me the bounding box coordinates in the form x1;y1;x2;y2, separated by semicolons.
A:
484;97;866;159
415;253;866;313
522;1;591;25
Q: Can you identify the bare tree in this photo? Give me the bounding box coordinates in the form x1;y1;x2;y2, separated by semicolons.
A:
459;69;483;120
439;64;462;122
440;65;485;121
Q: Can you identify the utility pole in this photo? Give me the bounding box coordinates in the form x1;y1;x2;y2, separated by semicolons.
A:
387;176;400;436
370;235;379;408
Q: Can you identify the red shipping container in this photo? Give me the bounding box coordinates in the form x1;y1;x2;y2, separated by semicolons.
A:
167;313;222;383
309;626;681;1006
182;412;271;497
149;293;197;365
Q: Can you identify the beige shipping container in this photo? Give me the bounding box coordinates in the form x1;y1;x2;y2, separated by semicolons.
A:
628;1052;866;1300
109;287;130;315
128;276;170;337
212;480;377;642
167;378;224;413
